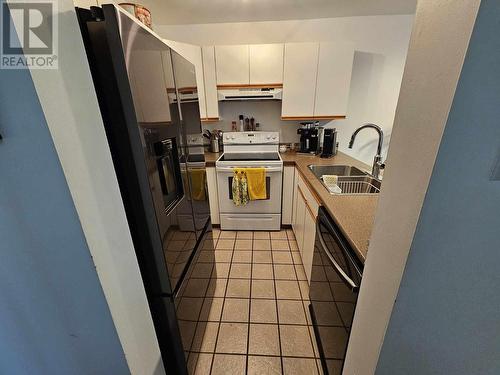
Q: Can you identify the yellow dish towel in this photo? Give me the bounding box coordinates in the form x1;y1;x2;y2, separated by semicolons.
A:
190;169;207;201
245;167;267;200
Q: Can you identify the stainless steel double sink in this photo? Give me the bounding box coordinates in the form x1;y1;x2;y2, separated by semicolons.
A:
308;165;381;195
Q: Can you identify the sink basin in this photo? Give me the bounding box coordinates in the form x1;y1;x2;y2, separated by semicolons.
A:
308;165;380;195
308;164;368;178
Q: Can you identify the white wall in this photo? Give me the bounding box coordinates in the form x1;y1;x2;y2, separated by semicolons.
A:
20;2;165;374
205;101;302;144
343;1;480;374
156;15;413;165
377;2;500;371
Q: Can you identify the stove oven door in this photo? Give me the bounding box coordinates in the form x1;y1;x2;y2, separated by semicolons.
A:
216;165;283;215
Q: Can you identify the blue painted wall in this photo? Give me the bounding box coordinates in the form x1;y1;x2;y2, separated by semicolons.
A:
377;1;500;374
0;25;129;375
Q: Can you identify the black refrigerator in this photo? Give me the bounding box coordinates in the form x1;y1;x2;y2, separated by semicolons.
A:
76;5;211;374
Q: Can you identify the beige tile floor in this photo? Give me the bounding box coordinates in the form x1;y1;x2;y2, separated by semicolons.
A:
177;229;326;375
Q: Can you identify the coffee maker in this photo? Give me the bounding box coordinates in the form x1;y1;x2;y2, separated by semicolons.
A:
320;128;338;158
297;122;320;154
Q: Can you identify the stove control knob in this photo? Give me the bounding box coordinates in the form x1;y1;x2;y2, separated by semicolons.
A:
226;136;230;140
231;136;236;140
272;136;277;140
266;135;271;140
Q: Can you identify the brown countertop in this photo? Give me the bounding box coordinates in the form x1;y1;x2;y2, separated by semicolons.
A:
283;151;378;264
205;150;378;264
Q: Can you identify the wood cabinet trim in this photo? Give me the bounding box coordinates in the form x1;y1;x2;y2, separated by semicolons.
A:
295;167;322;205
298;185;317;217
297;184;307;201
201;117;220;122
305;199;316;218
281;115;346;121
177;86;198;93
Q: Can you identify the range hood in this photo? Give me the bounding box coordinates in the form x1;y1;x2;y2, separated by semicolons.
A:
218;87;283;101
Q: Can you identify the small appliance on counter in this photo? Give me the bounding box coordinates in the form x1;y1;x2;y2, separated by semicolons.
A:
297;121;321;154
320;128;338;158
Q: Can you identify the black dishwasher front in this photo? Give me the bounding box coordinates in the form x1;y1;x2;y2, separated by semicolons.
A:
309;207;363;374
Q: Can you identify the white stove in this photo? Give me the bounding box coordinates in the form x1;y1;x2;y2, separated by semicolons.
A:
216;132;283;231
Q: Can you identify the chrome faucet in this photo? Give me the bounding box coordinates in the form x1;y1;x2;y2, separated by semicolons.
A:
348;123;385;179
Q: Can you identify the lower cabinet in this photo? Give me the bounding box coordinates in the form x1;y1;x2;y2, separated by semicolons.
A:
281;166;295;225
294;187;306;252
206;167;220;225
291;168;319;284
302;203;316;283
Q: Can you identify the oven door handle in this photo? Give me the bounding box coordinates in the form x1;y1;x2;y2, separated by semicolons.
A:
316;220;359;292
216;166;282;172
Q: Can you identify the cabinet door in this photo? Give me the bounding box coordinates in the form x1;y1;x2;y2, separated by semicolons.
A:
206;167;220;225
314;42;354;117
202;46;220;120
295;187;306;254
282;42;319;118
281;166;295;225
249;44;284;85
302;203;317;284
215;45;249;85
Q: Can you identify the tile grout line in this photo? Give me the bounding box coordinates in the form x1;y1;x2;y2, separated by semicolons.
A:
270;232;285;375
195;230;315;374
245;231;254;374
188;351;321;360
208;232;235;375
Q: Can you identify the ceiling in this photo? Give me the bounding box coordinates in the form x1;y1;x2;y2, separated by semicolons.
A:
140;0;417;25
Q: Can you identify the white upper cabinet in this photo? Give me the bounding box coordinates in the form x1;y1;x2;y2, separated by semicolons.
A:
201;46;220;119
215;44;284;86
215;45;250;86
282;42;319;118
249;44;284;85
282;42;354;119
314;42;354;117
